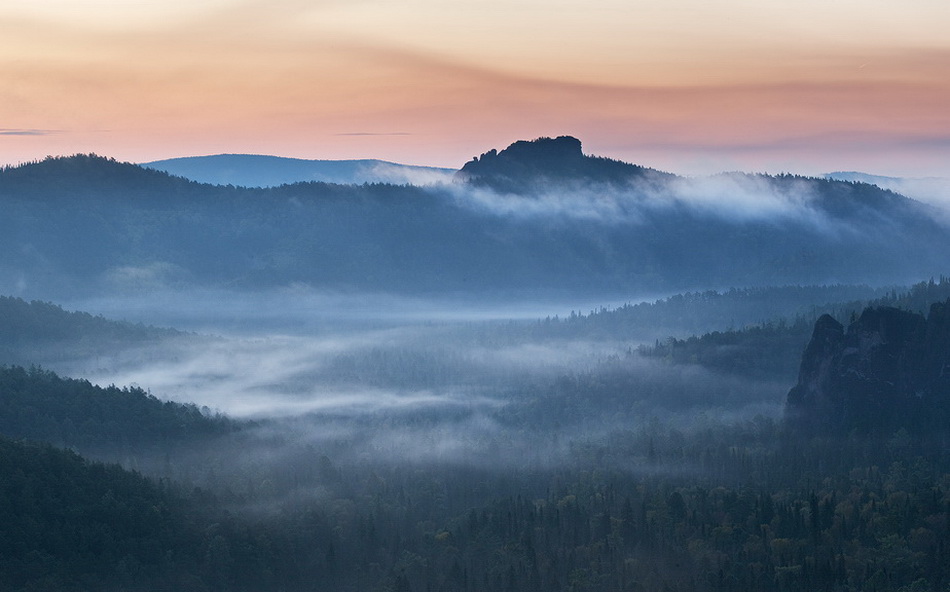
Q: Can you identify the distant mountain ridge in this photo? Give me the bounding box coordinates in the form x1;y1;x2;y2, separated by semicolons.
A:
3;141;950;300
144;153;454;187
825;171;950;209
825;171;906;185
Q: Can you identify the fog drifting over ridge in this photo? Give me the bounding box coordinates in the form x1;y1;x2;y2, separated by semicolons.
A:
146;151;939;229
443;168;911;233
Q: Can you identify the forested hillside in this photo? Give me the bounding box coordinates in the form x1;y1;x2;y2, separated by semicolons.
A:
4;416;949;591
0;437;207;591
0;296;180;367
2;147;949;301
525;284;888;341
0;366;234;460
637;278;950;383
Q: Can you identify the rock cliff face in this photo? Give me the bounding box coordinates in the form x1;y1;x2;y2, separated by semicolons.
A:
786;301;950;434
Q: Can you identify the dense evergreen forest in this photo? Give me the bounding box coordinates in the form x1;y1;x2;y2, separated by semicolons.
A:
0;437;209;591
3;380;949;592
0;366;233;458
2;279;950;591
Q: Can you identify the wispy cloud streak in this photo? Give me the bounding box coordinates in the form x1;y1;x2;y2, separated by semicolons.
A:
0;128;61;136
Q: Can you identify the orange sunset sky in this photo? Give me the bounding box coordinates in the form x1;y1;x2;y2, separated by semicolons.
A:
2;0;949;177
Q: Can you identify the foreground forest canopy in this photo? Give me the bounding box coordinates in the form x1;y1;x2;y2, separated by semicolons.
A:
2;280;950;591
2;138;950;591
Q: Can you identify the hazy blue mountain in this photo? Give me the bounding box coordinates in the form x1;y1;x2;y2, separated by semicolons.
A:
824;171;903;186
825;171;950;208
3;143;949;302
144;153;454;187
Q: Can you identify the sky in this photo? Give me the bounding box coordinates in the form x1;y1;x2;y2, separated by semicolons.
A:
2;0;949;177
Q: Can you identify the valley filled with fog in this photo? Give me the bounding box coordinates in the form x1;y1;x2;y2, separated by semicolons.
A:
3;139;950;591
38;288;786;469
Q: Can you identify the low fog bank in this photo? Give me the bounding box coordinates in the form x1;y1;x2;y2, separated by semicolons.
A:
1;285;806;498
72;326;631;419
447;170;908;230
61;287;640;335
57;304;787;473
136;342;788;512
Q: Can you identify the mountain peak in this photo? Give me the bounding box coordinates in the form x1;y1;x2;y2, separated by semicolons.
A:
457;136;660;193
490;135;584;163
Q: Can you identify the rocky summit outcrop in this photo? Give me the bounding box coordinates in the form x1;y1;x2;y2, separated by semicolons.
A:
456;136;665;193
786;301;950;434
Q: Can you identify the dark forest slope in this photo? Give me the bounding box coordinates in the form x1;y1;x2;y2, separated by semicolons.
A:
0;437;207;591
0;366;234;456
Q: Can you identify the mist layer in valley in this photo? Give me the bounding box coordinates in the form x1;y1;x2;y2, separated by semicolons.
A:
10;281;895;475
4;136;946;472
